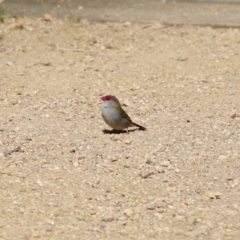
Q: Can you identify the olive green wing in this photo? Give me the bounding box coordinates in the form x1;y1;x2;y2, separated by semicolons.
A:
113;105;131;121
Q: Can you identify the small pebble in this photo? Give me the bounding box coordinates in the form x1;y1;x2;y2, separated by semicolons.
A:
124;139;131;145
73;162;79;167
146;202;156;210
161;161;170;167
123;209;134;217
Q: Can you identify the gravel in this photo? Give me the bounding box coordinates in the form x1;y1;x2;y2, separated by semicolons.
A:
0;17;239;239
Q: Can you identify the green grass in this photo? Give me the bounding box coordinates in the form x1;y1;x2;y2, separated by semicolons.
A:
11;15;18;19
0;4;5;23
68;16;82;23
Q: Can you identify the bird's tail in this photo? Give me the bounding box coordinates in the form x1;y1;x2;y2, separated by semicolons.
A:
131;122;146;131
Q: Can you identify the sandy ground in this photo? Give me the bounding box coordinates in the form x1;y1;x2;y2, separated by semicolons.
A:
0;17;240;239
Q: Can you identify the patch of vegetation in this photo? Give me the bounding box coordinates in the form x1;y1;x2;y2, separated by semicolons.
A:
0;32;4;40
68;16;82;23
11;14;18;20
0;3;5;23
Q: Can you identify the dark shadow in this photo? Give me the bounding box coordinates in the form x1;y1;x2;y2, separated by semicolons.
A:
102;129;128;134
102;128;146;134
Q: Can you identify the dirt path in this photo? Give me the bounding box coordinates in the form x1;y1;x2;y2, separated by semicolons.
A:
0;17;240;239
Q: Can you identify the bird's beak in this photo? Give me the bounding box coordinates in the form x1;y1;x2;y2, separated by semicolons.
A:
100;96;105;101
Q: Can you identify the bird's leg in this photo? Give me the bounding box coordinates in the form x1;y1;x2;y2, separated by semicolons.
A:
127;128;129;134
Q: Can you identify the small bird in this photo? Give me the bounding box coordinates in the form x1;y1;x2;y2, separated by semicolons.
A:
101;95;146;133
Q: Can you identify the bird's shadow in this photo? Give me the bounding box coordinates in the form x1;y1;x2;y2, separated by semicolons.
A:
102;128;146;134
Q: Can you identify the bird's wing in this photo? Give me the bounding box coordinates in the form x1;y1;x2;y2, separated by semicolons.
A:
113;105;131;121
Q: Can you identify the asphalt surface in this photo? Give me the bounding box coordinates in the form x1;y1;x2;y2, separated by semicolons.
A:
4;0;240;27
